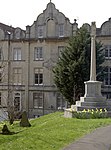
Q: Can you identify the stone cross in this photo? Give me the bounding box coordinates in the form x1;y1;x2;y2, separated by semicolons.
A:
90;22;96;81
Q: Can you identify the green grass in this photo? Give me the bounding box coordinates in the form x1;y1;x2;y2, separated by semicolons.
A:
0;112;111;150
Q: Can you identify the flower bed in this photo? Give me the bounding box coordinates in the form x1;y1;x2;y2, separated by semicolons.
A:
64;108;108;119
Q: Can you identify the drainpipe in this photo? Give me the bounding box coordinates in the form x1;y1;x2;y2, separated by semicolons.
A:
26;26;30;117
7;32;11;110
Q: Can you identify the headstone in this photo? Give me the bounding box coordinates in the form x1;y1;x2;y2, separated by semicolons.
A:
20;111;31;127
2;124;11;135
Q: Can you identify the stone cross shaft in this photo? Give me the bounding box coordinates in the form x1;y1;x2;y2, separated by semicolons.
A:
90;22;96;81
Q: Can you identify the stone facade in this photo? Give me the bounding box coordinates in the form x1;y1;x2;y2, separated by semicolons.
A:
0;2;74;118
0;1;111;118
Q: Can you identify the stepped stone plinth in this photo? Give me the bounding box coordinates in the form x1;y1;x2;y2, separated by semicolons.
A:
74;80;108;111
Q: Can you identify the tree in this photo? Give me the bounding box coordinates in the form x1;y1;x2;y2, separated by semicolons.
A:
0;60;17;124
0;38;22;124
53;27;105;105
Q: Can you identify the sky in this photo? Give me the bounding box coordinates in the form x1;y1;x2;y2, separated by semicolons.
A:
0;0;111;30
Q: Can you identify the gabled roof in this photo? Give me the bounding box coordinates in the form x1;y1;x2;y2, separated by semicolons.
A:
0;22;15;33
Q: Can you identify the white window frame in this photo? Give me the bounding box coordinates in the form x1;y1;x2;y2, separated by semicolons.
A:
34;47;43;60
13;48;21;60
34;68;43;85
13;68;22;85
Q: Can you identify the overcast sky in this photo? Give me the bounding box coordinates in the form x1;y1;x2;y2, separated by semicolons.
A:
0;0;111;30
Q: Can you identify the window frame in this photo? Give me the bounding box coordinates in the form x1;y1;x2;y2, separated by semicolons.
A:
38;25;43;38
104;67;111;85
13;92;21;111
13;48;22;61
34;68;43;85
13;68;22;85
59;24;64;37
33;92;43;108
34;47;43;60
105;45;111;59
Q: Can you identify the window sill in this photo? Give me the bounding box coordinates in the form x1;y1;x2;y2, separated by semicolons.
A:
13;83;22;85
34;84;43;86
34;59;44;61
33;107;43;109
11;59;25;61
105;57;111;60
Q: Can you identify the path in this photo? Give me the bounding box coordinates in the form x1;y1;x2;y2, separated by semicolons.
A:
62;125;111;150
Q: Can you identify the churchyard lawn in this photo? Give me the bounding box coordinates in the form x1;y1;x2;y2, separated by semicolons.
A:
0;112;111;150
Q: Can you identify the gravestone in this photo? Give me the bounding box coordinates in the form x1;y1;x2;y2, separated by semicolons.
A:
20;111;31;127
2;124;11;135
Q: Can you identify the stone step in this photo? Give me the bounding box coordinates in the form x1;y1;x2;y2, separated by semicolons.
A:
80;96;106;103
76;100;107;106
78;101;107;107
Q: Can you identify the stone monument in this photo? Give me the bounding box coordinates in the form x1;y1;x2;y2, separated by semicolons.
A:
64;22;109;117
74;22;107;111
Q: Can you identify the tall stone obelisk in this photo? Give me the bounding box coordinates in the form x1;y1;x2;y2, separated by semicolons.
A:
90;22;96;81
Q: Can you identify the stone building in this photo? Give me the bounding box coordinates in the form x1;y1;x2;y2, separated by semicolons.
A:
0;1;111;118
96;18;111;100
